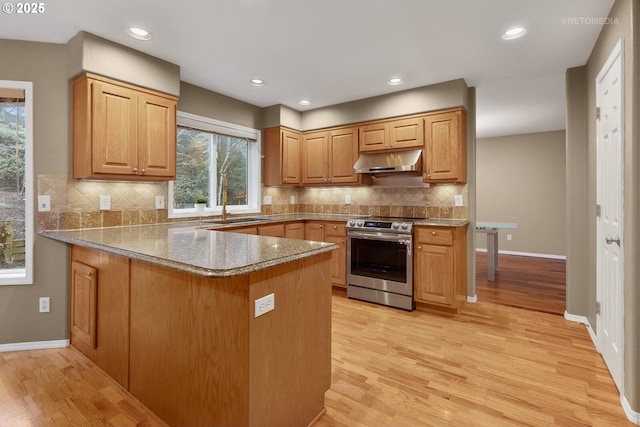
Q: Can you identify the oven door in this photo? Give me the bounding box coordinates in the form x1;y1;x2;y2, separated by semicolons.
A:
347;230;412;296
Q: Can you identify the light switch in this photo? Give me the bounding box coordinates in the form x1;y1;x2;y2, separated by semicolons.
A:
263;196;272;205
345;195;351;205
38;195;51;212
99;195;111;211
454;195;463;207
155;195;165;209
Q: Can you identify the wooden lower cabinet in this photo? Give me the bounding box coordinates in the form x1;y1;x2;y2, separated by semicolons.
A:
413;225;468;315
284;222;305;239
258;223;285;237
70;246;130;387
305;221;347;288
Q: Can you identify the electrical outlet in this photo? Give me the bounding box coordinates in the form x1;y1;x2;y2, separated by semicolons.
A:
155;195;165;209
507;234;512;241
263;195;272;205
39;297;50;313
99;195;111;211
290;195;295;204
345;195;351;205
454;195;463;207
38;195;51;212
254;293;275;318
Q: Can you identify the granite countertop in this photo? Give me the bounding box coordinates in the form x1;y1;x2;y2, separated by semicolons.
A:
41;222;336;278
41;214;468;278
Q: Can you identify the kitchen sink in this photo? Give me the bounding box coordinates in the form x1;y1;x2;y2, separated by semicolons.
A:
203;217;268;225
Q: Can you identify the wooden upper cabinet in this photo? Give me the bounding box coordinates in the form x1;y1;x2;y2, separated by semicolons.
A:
424;108;467;183
389;117;424;150
72;73;178;180
328;127;359;184
263;127;301;186
359;122;389;152
301;126;360;185
359;116;424;152
302;131;329;184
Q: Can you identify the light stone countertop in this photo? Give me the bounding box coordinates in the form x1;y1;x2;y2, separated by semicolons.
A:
41;222;336;277
41;214;468;277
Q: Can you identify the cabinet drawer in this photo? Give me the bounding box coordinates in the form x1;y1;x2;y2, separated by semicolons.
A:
415;228;453;246
325;222;346;237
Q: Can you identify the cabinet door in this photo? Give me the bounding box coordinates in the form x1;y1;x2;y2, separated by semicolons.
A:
71;260;98;350
138;92;177;178
225;226;258;235
389;117;424;149
258;223;285;237
359;122;389;152
304;222;325;242
282;129;302;184
328;127;359;184
424;109;466;182
414;243;454;306
284;222;305;240
302;131;329;184
325;234;346;287
92;80;139;175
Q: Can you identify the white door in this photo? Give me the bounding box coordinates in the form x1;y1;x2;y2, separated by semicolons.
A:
596;38;624;393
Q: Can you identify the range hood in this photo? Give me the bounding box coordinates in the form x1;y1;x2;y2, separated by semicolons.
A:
353;149;422;174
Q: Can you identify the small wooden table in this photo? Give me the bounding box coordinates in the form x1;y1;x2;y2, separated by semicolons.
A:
476;222;518;281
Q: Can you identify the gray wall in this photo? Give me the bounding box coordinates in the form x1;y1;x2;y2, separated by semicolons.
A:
0;40;70;344
476;130;566;257
566;0;639;411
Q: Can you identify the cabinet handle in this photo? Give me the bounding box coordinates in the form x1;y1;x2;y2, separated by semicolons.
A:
418;245;422;249
87;271;93;277
333;225;337;229
431;231;436;236
141;169;146;174
132;167;138;173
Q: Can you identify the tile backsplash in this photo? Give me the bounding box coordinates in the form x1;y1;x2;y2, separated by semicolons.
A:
37;174;467;231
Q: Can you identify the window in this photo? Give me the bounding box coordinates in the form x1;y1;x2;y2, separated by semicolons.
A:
0;80;33;285
168;112;261;218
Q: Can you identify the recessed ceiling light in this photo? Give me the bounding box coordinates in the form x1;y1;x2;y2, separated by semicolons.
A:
250;79;265;86
298;100;311;106
388;78;404;86
501;27;527;40
127;27;152;40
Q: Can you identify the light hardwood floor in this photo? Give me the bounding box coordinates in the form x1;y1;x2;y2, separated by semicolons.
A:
476;252;566;315
1;292;632;427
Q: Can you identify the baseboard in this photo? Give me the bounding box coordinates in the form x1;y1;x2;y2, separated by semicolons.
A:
0;339;69;353
475;248;566;260
467;294;478;303
564;311;597;346
622;395;640;425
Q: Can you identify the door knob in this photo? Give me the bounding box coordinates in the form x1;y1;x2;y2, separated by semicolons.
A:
605;235;621;246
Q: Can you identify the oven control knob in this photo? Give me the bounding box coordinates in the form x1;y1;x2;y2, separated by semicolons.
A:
392;222;400;229
348;220;356;227
357;221;364;227
401;223;409;230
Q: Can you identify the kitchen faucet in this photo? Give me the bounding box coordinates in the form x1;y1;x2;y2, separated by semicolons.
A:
221;173;228;220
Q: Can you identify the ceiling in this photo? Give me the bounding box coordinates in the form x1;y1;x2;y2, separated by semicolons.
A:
0;0;614;138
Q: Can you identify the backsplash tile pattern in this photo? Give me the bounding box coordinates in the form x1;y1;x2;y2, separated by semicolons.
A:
37;174;468;231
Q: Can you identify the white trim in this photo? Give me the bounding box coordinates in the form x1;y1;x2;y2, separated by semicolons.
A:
177;111;259;141
0;80;34;285
475;248;566;260
621;396;640;425
564;310;598;351
0;339;69;353
467;294;478;303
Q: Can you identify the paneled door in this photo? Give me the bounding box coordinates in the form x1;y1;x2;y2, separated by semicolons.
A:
596;38;624;393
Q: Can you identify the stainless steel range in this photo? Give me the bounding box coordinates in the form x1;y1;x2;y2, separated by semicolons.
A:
346;218;414;311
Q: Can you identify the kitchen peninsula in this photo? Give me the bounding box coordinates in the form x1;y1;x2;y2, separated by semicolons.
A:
42;222;336;427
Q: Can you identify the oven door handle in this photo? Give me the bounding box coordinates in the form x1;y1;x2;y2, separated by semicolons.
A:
347;231;412;243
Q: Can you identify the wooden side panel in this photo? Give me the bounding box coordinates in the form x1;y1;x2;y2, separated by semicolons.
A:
328;127;359;184
325;235;346;287
70;260;97;350
70;245;130;388
138;92;177;179
302;131;329;184
72;75;92;179
248;253;332;427
92;80;138;175
129;261;250;427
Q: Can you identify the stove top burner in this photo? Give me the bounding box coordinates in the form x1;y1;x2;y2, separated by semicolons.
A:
346;217;414;233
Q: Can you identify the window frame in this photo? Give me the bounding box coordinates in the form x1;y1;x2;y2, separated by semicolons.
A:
0;80;34;285
168;111;262;219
